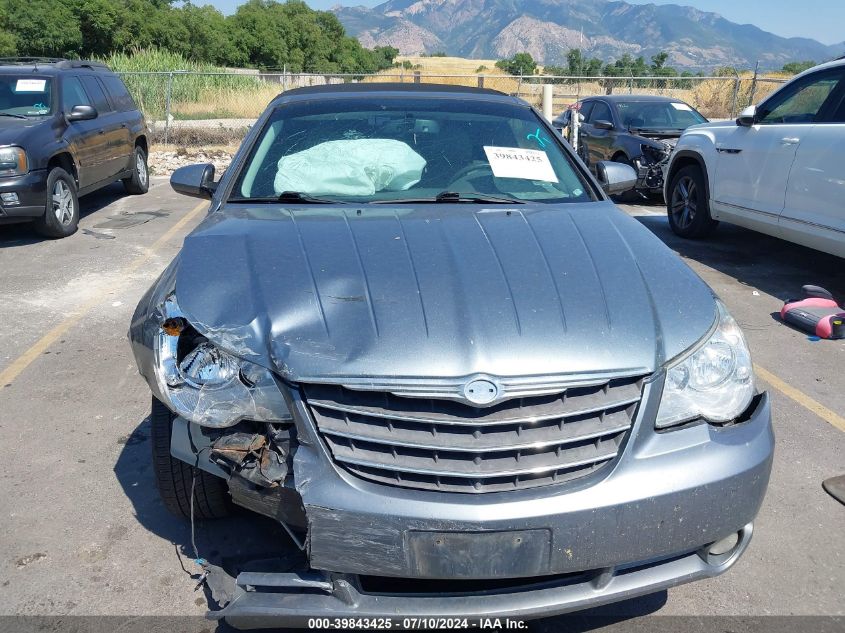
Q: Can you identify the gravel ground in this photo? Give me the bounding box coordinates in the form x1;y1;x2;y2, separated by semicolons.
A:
149;147;234;177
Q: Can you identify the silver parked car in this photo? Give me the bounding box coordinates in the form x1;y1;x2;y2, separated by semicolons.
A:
129;83;773;627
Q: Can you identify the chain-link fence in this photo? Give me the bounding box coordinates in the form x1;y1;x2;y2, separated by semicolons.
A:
118;70;787;147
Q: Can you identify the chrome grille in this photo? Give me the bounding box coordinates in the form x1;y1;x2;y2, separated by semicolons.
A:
302;376;644;493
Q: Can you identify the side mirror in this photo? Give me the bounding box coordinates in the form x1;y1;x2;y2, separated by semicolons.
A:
66;104;97;122
593;119;614;130
171;163;217;199
595;160;637;196
736;105;757;127
577;112;586;123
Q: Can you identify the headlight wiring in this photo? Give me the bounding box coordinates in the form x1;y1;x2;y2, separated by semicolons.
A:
152;294;290;428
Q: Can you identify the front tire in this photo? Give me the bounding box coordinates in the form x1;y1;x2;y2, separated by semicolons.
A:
149;397;232;520
123;145;149;195
667;165;718;238
34;168;79;238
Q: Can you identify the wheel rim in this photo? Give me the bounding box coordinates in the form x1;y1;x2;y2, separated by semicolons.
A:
52;180;74;225
136;152;148;187
671;176;697;229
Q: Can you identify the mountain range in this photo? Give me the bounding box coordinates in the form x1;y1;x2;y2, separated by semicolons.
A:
334;0;844;70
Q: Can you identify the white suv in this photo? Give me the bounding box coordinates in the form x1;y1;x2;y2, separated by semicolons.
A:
664;58;845;258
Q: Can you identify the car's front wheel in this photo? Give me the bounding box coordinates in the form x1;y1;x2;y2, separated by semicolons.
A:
667;165;718;238
34;167;79;238
123;145;149;195
149;397;232;520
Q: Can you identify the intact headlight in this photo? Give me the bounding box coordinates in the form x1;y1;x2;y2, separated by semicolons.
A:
153;295;290;428
656;301;755;429
0;146;28;176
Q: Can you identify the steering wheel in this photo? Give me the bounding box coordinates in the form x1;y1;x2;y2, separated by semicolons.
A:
448;161;494;185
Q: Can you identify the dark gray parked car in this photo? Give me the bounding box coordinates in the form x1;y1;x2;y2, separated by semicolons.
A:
129;84;773;627
553;95;708;197
0;58;149;237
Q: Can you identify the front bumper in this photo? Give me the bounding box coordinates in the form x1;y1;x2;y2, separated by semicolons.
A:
214;524;753;628
293;385;772;578
0;169;48;221
202;383;773;625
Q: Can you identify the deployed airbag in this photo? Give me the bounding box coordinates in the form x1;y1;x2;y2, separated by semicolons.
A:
274;139;426;196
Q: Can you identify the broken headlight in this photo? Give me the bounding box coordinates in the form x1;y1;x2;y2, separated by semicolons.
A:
656;301;755;429
153;295;290;428
640;143;669;164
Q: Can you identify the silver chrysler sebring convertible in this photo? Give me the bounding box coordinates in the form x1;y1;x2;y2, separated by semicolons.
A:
129;84;773;626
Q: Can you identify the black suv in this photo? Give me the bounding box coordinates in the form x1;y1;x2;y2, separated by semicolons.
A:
0;58;148;238
553;95;708;199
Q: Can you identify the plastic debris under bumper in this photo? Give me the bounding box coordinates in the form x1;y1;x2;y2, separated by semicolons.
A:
212;524;753;629
634;160;666;191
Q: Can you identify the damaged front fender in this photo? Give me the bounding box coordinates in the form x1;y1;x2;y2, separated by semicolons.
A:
128;256;292;429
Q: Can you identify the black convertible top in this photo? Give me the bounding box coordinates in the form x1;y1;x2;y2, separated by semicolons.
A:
278;82;510;99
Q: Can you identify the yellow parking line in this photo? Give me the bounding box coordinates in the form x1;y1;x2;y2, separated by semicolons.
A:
754;363;845;433
0;200;207;387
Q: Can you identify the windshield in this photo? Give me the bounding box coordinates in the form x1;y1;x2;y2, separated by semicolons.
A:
617;101;707;131
0;75;54;117
230;96;594;204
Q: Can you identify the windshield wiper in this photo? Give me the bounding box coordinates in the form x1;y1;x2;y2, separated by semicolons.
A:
228;193;344;205
277;190;342;204
435;191;525;204
374;191;525;204
0;112;28;119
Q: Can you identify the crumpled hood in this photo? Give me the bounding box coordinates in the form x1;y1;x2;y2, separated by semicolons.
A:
174;203;716;382
655;137;679;148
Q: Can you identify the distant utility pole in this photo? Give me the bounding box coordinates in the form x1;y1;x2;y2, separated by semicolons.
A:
749;60;760;106
576;27;584;102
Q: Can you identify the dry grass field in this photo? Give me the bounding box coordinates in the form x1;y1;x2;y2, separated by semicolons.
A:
394;55;501;73
363;57;789;118
134;53;791;145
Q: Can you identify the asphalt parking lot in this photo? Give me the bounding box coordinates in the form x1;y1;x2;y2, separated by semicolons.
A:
0;178;843;630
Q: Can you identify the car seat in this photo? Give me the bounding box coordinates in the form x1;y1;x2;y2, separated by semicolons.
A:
781;285;845;339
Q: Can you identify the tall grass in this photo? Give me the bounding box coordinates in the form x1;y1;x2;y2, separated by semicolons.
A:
99;49;790;125
103;49;271;119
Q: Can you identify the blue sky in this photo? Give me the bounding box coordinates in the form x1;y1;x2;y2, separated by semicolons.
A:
202;0;843;46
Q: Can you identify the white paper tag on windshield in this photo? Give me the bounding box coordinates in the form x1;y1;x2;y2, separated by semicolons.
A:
671;102;692;111
483;146;558;183
15;79;47;92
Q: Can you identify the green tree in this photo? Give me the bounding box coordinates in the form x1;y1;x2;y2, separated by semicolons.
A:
177;3;240;65
0;0;403;73
108;0;189;58
566;48;583;74
71;0;121;58
544;49;601;83
781;60;815;75
0;30;15;56
583;56;603;76
4;0;82;57
495;52;537;76
632;56;648;76
373;46;400;69
714;66;739;77
227;0;395;72
0;4;17;56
